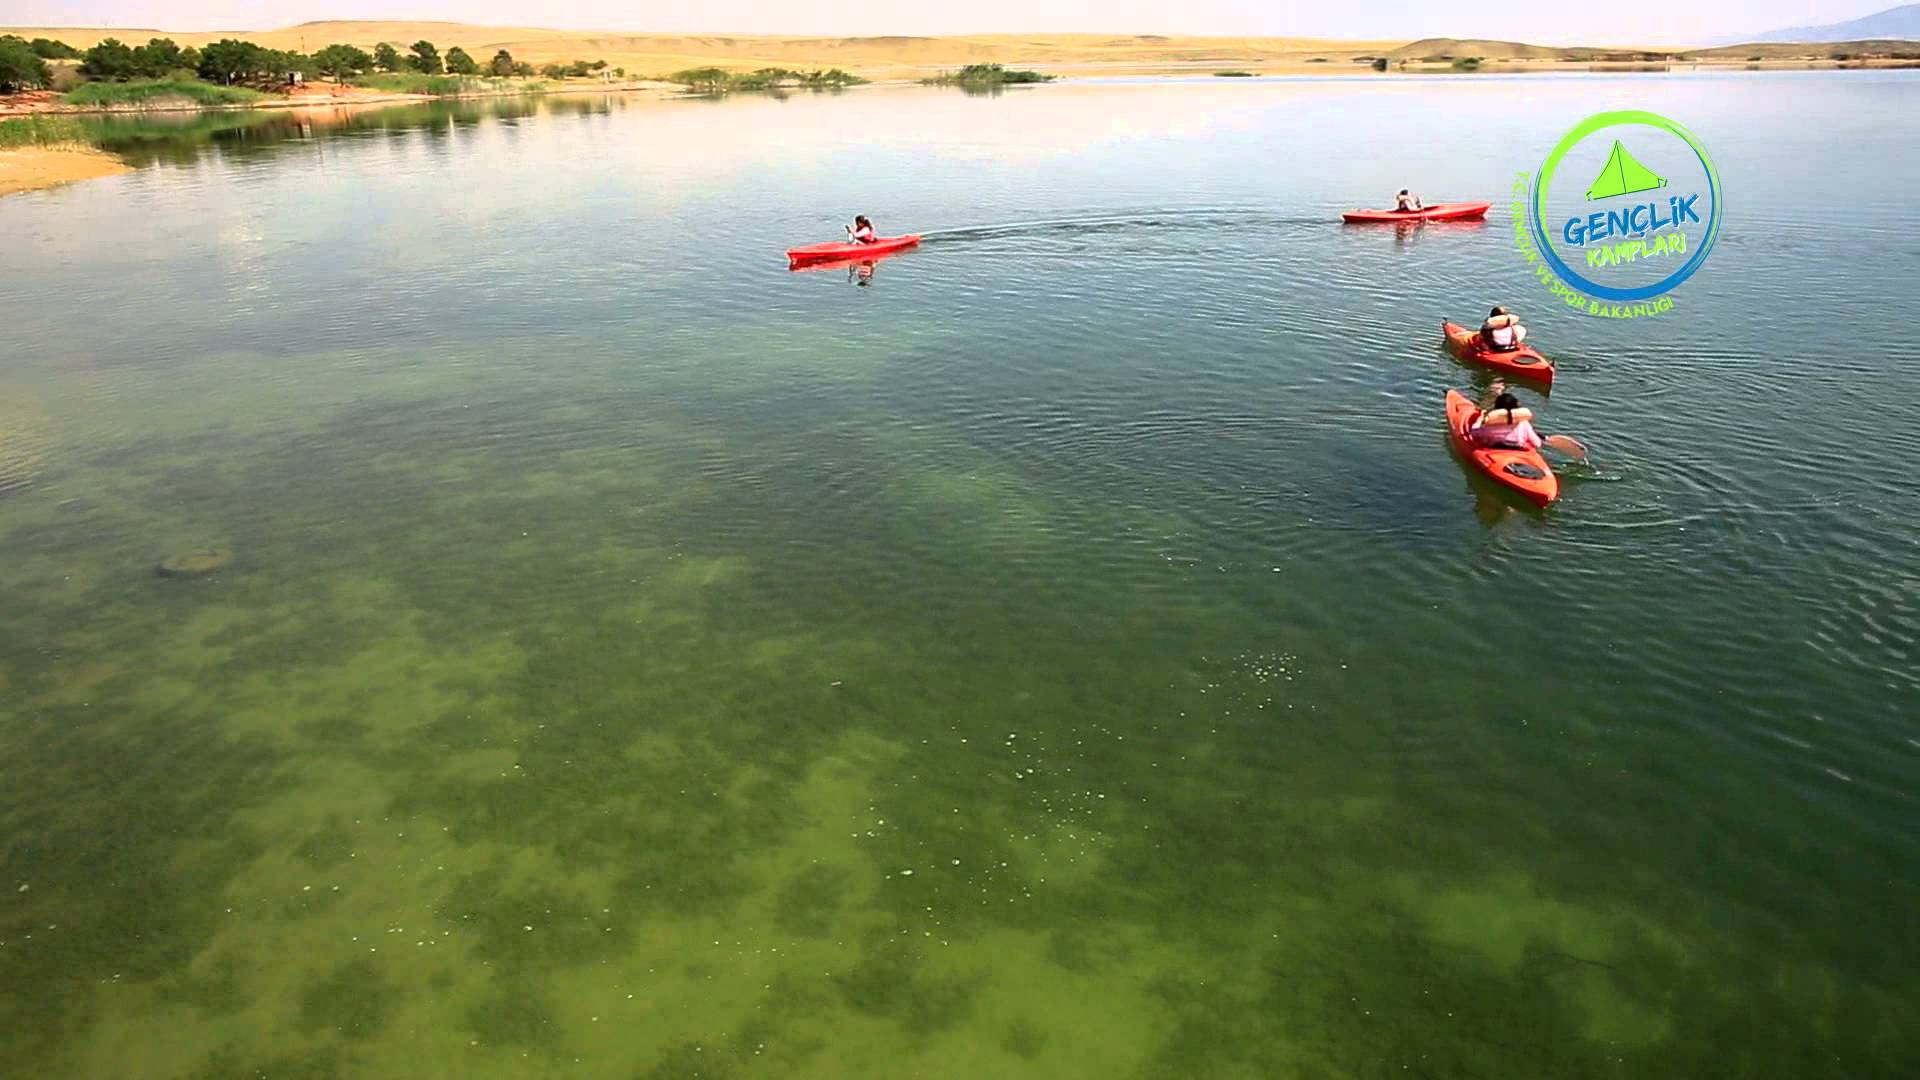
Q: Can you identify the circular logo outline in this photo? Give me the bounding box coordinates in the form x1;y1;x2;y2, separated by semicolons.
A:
1528;110;1722;303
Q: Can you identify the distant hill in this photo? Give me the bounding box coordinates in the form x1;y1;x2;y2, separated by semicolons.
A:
1681;38;1920;59
1737;3;1920;43
1387;38;1565;60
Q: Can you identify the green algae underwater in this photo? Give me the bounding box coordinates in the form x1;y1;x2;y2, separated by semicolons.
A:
3;78;1918;1077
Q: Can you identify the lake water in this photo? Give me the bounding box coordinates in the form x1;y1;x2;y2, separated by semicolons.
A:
2;73;1916;1077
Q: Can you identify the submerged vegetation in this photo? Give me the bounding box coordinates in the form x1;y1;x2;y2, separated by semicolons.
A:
923;63;1055;86
667;66;867;93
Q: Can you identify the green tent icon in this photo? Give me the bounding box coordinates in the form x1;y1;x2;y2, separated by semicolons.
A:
1586;140;1668;200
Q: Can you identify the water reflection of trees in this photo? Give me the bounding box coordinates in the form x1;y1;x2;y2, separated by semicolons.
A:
41;93;634;168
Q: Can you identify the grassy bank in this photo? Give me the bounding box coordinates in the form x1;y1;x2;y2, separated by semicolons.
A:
64;78;267;108
0;114;91;148
350;73;543;96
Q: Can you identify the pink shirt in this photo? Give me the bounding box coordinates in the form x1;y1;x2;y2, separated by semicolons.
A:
1472;417;1542;451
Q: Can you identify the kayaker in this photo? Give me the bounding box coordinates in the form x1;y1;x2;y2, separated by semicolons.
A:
1394;189;1424;212
846;215;877;244
1480;306;1528;352
1470;391;1543;451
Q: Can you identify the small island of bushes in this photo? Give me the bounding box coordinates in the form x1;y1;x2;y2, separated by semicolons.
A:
667;67;867;93
922;64;1055;87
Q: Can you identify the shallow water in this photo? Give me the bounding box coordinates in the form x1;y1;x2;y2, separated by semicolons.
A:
2;75;1917;1077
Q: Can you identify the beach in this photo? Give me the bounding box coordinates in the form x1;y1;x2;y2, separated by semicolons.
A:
0;144;130;196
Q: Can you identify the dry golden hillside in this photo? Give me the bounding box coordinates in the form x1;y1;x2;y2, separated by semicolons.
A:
1;21;1409;77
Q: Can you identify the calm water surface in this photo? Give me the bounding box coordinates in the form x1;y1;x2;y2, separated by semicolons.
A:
2;75;1916;1077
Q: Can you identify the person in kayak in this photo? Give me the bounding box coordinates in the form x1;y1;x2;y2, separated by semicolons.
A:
1394;189;1424;212
1469;390;1543;451
1480;306;1528;352
846;215;877;244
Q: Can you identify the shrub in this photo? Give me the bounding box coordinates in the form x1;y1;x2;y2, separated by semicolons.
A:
1372;57;1389;71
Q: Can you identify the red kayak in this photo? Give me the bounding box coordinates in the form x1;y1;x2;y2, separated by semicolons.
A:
1342;201;1490;224
786;234;920;267
1442;321;1554;385
1445;390;1558;506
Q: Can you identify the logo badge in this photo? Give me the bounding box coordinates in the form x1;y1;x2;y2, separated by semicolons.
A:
1513;110;1722;318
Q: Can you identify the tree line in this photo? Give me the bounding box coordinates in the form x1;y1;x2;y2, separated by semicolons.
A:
0;34;625;94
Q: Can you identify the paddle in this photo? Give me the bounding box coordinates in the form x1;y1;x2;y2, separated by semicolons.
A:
1542;434;1589;462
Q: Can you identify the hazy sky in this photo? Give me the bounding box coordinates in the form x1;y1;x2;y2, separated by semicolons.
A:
0;1;1885;45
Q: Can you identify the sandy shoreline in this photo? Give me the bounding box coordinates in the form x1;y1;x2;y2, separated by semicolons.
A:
0;146;132;197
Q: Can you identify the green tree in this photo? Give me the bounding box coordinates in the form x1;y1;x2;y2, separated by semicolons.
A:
540;62;569;79
30;37;82;60
1371;56;1389;71
0;36;53;92
511;61;535;77
197;38;267;85
409;40;442;74
373;42;403;72
313;43;373;82
490;48;515;76
131;37;186;78
444;46;478;75
80;37;138;80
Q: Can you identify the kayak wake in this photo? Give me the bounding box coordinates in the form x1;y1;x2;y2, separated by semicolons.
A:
917;208;1325;244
